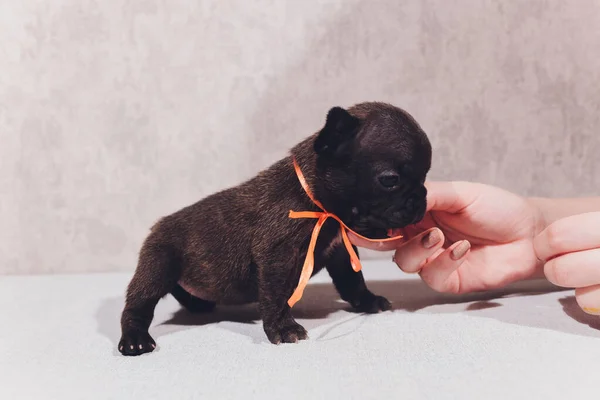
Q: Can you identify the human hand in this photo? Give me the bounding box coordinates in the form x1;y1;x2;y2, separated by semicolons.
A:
349;181;545;293
534;212;600;315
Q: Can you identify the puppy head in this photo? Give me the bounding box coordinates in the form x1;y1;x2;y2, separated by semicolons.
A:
312;102;432;238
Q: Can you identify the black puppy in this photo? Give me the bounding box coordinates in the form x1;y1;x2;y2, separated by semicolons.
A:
119;102;431;356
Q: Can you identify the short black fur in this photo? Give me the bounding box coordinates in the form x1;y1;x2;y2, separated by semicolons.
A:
118;102;432;356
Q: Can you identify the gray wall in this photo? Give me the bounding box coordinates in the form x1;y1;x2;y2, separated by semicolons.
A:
2;0;600;275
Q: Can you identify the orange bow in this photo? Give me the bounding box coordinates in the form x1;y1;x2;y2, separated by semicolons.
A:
287;158;403;307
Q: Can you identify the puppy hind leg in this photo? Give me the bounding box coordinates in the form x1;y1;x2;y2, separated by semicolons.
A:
119;243;182;356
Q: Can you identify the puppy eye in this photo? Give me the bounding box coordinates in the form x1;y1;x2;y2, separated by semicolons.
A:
377;172;400;188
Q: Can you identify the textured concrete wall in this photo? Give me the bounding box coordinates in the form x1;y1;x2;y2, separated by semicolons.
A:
2;0;600;274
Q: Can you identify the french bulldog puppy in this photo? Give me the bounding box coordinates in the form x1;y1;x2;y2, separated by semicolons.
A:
119;102;432;356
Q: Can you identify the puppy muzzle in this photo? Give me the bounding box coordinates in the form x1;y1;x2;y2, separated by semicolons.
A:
390;186;427;226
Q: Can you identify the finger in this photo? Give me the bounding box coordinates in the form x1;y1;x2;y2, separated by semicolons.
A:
425;181;477;213
347;231;405;251
424;247;445;265
418;240;471;293
404;213;439;234
543;248;600;288
393;228;445;273
575;284;600;315
534;212;600;262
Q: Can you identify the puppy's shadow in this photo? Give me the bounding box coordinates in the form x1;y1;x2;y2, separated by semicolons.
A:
97;277;593;347
95;282;355;346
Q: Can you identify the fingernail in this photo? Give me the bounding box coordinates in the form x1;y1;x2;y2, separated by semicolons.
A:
422;229;442;249
582;307;600;316
450;240;470;260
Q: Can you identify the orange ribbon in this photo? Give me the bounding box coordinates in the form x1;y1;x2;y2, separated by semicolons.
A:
287;158;403;307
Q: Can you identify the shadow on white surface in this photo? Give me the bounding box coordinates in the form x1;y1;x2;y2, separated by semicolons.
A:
96;277;599;350
559;296;600;331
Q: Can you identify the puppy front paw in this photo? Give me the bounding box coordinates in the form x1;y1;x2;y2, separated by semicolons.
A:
265;322;308;345
118;330;156;356
351;292;392;313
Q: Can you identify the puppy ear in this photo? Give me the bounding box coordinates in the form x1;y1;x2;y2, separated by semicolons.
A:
314;107;360;156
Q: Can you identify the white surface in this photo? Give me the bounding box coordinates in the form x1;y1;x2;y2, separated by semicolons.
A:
1;260;599;399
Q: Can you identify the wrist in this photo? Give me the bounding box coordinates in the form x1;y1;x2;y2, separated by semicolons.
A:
527;196;600;227
527;197;551;235
527;197;551;232
522;197;549;281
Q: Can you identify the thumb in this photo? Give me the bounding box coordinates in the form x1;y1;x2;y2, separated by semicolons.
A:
426;181;478;213
576;285;600;315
